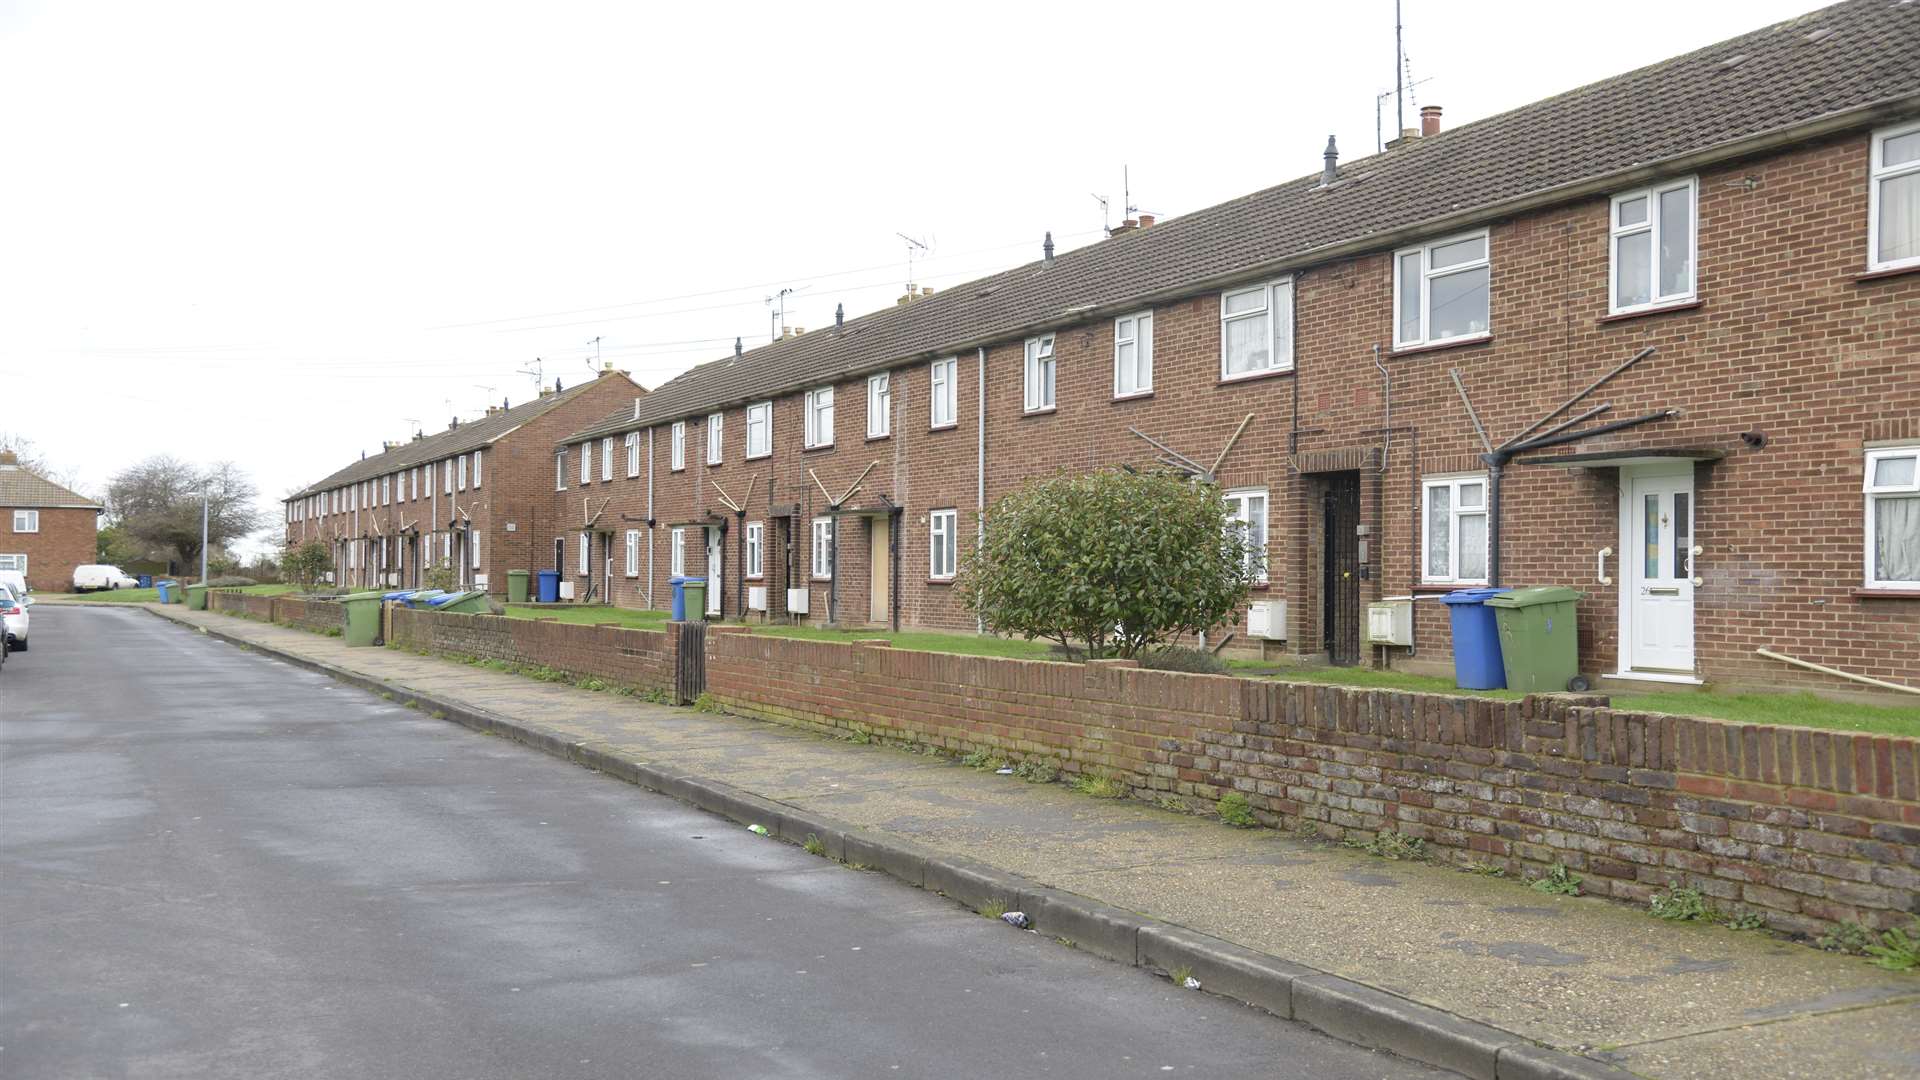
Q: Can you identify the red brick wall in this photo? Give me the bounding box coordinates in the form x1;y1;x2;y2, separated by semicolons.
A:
385;606;676;692
5;505;98;592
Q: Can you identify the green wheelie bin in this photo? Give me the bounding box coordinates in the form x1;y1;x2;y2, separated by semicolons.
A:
185;584;210;610
339;591;387;647
507;569;530;604
1485;586;1589;693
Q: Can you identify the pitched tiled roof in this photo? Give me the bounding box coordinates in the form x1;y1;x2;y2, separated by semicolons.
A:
566;0;1918;445
291;376;624;499
0;465;101;509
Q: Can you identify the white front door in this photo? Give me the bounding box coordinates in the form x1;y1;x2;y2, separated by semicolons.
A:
705;527;722;615
1624;470;1695;673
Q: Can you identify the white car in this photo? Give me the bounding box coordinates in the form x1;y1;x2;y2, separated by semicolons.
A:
72;564;140;592
0;583;26;653
0;568;24;600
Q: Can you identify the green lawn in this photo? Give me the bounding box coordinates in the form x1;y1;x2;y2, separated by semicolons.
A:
747;624;1059;660
500;604;670;629
50;583;299;604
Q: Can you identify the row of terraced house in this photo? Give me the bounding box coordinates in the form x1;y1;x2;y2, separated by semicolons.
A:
288;0;1920;695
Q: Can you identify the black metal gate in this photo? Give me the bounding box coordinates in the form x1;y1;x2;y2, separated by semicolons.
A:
673;620;707;705
1321;472;1362;666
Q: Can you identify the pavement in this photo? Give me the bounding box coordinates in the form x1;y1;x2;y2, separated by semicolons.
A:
1;605;1442;1080
114;605;1920;1077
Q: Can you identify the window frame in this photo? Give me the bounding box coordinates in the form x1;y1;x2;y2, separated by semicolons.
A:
1023;334;1056;413
0;554;27;573
1113;310;1154;397
472;450;483;488
601;436;614;481
1869;119;1920;272
1393;230;1492;349
867;372;891;438
1608;176;1698;314
625;529;640;577
930;357;958;429
577;531;590;576
1421;473;1491;585
458;454;468;491
1219;279;1294;380
929;508;957;580
670;527;686;577
11;509;38;533
745;521;764;578
706;413;723;465
1223;488;1269;585
1864;446;1920;589
811;517;833;580
444;460;453;495
745;402;773;459
804;386;835;449
580;439;593;484
555;450;567;491
670;421;686;471
626;432;640;477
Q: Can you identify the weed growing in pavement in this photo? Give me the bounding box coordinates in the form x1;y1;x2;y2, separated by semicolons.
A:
404;700;420;710
640;686;670;705
379;691;394;701
979;900;1008;920
1347;830;1426;861
1056;937;1078;949
841;725;874;745
1865;923;1920;971
845;862;873;872
1818;921;1875;955
526;665;569;683
322;627;343;637
961;749;1007;771
1217;792;1257;828
576;677;608;692
609;685;634;698
429;710;446;720
1071;771;1129;799
803;834;828;857
1650;887;1711;921
1463;861;1508;878
693;692;724;714
1531;864;1584;896
1720;911;1768;932
1169;964;1195;987
1014;758;1059;784
1156;795;1189;814
1292;821;1324;842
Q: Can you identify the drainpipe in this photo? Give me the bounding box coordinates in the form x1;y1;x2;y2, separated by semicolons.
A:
976;345;987;634
646;427;655;608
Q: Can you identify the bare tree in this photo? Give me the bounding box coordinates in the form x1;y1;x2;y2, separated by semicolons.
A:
106;457;265;571
0;431;87;493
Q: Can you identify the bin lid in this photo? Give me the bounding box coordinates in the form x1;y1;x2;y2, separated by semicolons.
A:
1437;587;1510;605
668;576;686;585
507;569;529;577
1485;585;1585;608
340;590;387;601
680;576;705;585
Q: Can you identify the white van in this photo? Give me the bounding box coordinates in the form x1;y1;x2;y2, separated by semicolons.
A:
73;564;140;592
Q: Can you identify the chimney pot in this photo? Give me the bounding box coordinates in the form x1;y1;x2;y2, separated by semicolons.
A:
920;286;932;297
1042;231;1055;267
734;337;743;357
1137;213;1155;228
1420;105;1442;137
1321;134;1339;185
834;302;844;330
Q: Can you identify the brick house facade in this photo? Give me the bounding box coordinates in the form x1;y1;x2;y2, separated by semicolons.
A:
282;370;641;594
545;2;1920;695
0;450;102;592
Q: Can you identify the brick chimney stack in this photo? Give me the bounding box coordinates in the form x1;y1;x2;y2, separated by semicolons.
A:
1421;105;1443;137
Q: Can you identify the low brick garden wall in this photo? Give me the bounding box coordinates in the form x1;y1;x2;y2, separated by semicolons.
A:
385;606;676;692
273;596;343;636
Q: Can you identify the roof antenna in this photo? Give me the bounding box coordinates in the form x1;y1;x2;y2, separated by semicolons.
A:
1042;231;1055;268
896;233;929;294
1394;0;1405;138
1091;192;1110;234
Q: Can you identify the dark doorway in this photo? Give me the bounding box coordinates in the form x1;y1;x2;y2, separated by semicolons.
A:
1321;471;1362;666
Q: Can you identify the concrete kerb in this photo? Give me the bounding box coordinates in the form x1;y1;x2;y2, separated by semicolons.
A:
144;605;1641;1080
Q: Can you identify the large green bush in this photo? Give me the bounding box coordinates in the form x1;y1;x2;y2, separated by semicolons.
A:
958;468;1258;659
281;540;332;590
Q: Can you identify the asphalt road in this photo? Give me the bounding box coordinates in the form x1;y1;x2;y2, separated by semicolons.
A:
1;607;1439;1080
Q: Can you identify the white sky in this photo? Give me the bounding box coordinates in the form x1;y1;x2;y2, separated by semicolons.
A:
1;0;1815;556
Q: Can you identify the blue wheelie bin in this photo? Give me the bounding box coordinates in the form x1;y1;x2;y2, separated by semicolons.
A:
155;580;177;603
669;576;687;621
1438;587;1511;690
137;574;153;588
536;569;560;603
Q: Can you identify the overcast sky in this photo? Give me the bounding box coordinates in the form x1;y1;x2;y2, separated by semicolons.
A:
1;0;1817;556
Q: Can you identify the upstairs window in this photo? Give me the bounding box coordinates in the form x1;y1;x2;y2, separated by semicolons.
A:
457;455;467;491
555;450;567;491
12;510;38;533
1866;447;1920;588
1395;231;1490;348
580;439;593;484
1114;311;1153;396
1023;334;1055;412
670;422;686;471
1223;489;1268;584
444;460;453;495
1610;178;1696;313
805;387;834;448
746;402;772;459
867;373;891;438
1220;280;1293;379
626;432;640;477
472;450;483;488
1423;475;1489;584
1871;120;1920;272
601;437;613;481
930;358;957;428
707;413;723;464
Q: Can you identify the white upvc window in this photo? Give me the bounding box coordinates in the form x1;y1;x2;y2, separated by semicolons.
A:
1224;489;1269;584
444;460;454;495
411;468;419;500
805;386;835;448
1422;475;1490;584
626;432;640;477
0;554;26;572
1023;334;1055;412
1865;447;1920;589
1220;279;1293;379
601;436;614;481
12;510;38;533
1394;231;1491;348
671;421;686;470
1870;120;1920;272
580;439;593;483
811;517;833;579
472;450;482;488
1610;177;1697;313
472;531;481;569
625;529;640;577
867;373;891;438
746;401;772;458
1114;311;1154;396
746;521;764;578
707;413;723;464
930;357;958;427
578;531;590;575
440;531;451;566
457;455;467;491
670;527;686;577
555;450;567;491
929;509;957;580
